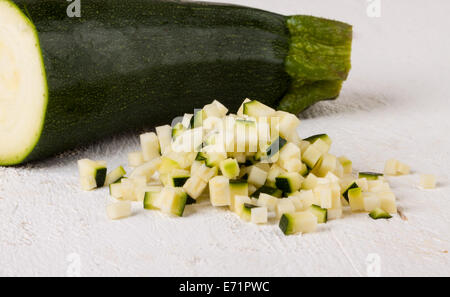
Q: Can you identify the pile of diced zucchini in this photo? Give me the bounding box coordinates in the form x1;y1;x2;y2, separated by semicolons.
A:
78;99;417;235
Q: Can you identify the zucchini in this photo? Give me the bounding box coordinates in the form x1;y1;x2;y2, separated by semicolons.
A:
219;158;240;179
275;172;303;193
0;0;352;165
104;166;126;186
279;211;317;235
243;100;276;118
252;186;283;199
342;182;358;202
107;202;132;220
144;191;161;210
266;137;287;159
309;205;328;224
159;187;188;217
209;176;231;207
369;208;392;220
77;159;107;189
359;172;383;180
304;134;332;146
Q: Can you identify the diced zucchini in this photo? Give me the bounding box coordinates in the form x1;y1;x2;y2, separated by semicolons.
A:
377;191;397;214
143;191;161;210
237;98;252;117
159;157;181;175
327;208;343;220
313;185;332;209
297;190;315;209
279;211;317;235
355;178;369;192
203;150;227;168
275;111;301;141
275;172;303;193
369;208;392;220
203;100;228;119
194;163;218;182
172;122;185;139
342;182;358;202
384;159;399;176
338;156;352;174
77;159;107;189
130;157;162;180
191;109;205;128
302;145;322;169
165;169;190;187
140;132;161;161
256;193;279;211
247;166;268;188
299;163;309;177
251;207;268;224
311;138;330;155
107;202;132;220
181;114;194;129
348;187;364;212
301;173;318;190
159;187;188;217
252;186;283;199
288;195;303;211
229;180;249;211
80;175;97;191
186;196;197;205
304;134;332;146
105;166;126;186
196;152;207;162
309;205;328;224
276;199;295;219
266;136;287;160
396;162;411;175
233;195;252;219
266;164;286;188
363;192;381;212
243;100;276;118
156;125;173;155
220;158;240;179
313;153;336;177
209;176;231;207
229;152;246;164
420;174;436;189
359;172;383;180
182;175;208;199
128;151;145;167
109;182;123;199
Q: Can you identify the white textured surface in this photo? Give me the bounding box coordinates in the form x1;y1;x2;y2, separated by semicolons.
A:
1;0;450;276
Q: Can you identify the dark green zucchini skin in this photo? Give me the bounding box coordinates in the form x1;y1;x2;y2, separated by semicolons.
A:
10;0;352;164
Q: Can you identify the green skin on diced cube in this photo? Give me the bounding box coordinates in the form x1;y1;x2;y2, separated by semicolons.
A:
359;172;383;180
304;134;331;145
266;137;287;159
252;186;283;198
310;205;327;223
95;167;107;188
172;176;190;187
342;182;358;202
186;196;196;205
275;177;296;194
369;208;392;220
172;193;188;217
144;192;160;210
279;214;294;235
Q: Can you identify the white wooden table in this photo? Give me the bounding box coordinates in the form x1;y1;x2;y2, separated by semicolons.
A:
1;0;449;276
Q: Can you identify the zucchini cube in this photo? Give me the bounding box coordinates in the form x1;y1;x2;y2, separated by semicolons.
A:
209;176;231;207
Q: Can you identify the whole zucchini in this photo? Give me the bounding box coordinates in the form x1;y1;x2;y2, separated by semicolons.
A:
0;0;352;165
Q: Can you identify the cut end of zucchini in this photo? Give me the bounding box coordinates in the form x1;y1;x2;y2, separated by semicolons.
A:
0;1;47;165
369;208;392;220
359;172;383;180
